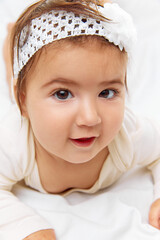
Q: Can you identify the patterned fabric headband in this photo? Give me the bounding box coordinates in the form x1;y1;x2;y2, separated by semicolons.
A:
13;3;137;78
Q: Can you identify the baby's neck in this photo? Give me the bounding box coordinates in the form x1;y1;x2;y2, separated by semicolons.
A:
35;142;109;194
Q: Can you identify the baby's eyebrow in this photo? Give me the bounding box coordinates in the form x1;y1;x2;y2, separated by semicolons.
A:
41;78;78;88
99;79;124;87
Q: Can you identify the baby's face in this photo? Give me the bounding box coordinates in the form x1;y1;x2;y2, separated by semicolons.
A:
22;42;126;164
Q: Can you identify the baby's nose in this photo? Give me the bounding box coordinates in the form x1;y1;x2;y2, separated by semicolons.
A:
76;99;101;127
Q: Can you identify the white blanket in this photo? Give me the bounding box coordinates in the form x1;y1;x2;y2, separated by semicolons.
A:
0;0;160;239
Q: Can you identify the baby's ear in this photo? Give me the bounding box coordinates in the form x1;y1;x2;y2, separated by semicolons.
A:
20;90;28;118
13;82;28;118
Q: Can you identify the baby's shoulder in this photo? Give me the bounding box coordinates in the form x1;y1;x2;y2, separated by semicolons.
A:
0;104;35;177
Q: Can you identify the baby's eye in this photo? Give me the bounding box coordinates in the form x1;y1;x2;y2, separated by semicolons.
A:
53;89;73;100
99;89;117;99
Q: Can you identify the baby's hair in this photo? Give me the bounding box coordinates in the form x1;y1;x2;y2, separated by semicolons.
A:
10;0;127;112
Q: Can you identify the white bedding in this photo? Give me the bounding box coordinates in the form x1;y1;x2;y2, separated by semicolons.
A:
0;0;160;239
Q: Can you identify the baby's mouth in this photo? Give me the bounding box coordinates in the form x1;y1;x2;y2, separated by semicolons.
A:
70;137;96;147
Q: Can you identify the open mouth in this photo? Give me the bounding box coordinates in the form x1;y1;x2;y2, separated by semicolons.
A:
70;137;96;147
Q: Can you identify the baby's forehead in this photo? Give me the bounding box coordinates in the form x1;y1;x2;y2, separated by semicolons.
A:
43;36;128;63
29;39;127;80
27;38;126;80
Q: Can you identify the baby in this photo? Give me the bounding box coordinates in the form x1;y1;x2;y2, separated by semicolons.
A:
1;0;160;239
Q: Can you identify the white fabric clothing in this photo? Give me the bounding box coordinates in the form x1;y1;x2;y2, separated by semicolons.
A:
0;105;160;239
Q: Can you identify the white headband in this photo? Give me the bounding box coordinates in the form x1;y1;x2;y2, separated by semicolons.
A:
14;3;137;77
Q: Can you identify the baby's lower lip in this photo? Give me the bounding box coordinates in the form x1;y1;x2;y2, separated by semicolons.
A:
70;137;96;147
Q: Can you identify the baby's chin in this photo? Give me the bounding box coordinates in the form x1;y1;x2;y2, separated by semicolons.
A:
64;157;94;165
64;148;108;165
